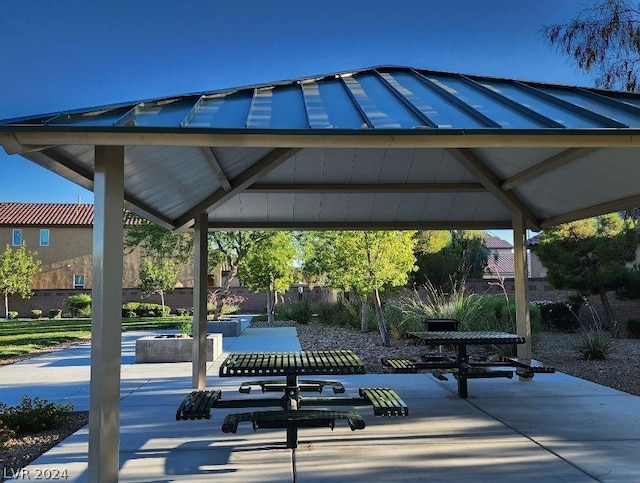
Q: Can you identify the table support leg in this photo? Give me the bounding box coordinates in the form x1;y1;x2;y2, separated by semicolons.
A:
457;344;468;399
286;374;300;449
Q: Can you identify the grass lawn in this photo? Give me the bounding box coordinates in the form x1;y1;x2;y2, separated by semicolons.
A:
0;317;189;360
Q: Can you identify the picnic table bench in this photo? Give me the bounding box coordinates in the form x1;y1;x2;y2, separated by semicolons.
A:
382;331;555;398
177;350;409;449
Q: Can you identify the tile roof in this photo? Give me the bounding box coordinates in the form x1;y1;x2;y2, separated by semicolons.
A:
484;235;513;249
527;234;541;247
486;251;515;276
0;202;140;226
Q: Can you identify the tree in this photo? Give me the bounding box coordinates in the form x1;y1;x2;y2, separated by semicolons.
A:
124;214;193;265
137;259;178;313
208;232;275;320
536;213;637;334
237;232;296;323
0;243;41;319
542;0;640;90
411;231;489;290
303;231;417;346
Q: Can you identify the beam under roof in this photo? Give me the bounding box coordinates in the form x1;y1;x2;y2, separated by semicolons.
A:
542;193;640;228
201;147;232;192
8;130;640;152
174;147;301;230
447;148;541;230
33;148;176;229
245;182;487;193
501;147;600;191
207;220;514;231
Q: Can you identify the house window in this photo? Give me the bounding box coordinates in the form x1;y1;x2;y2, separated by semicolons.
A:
12;229;22;246
40;229;50;247
73;274;85;289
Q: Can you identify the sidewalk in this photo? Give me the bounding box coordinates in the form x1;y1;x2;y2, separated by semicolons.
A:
1;319;639;482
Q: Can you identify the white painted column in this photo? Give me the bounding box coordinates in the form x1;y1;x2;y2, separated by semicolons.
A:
192;212;208;389
88;146;124;482
513;212;532;360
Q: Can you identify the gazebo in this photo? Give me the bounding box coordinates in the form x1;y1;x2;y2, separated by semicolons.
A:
3;65;640;481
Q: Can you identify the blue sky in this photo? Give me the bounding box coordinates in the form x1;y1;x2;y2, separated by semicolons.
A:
0;0;594;241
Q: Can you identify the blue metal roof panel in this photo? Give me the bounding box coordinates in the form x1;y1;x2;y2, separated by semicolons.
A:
6;66;640;133
535;86;640;127
187;92;253;128
424;73;545;129
47;106;134;126
475;80;597;128
314;79;367;128
267;84;308;128
116;98;200;127
345;73;426;128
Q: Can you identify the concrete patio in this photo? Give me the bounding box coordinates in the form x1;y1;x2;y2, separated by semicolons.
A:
1;320;639;482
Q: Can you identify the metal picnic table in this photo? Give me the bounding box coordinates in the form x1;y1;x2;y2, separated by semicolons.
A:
407;331;527;398
177;349;408;449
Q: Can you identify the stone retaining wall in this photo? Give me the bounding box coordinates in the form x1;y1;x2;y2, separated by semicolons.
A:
1;285;337;318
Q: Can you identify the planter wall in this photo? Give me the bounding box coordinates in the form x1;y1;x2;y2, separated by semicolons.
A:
207;319;241;337
135;334;223;363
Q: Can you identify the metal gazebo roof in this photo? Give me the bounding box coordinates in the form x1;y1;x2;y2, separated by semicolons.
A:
3;65;640;232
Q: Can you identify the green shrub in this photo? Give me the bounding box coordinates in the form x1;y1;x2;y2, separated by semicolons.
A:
538;299;581;332
313;300;362;329
627;318;640;338
176;319;192;335
176;307;192;317
221;303;241;315
48;309;62;319
394;281;493;331
0;423;15;447
8;311;18;320
0;403;16;447
287;300;314;324
313;302;335;325
575;329;614;360
481;297;542;334
67;293;92;317
384;303;422;340
122;302;170;317
1;396;73;435
30;309;42;319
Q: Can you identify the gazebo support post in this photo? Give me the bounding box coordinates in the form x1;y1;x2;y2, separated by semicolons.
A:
192;212;208;389
88;146;124;482
513;213;532;365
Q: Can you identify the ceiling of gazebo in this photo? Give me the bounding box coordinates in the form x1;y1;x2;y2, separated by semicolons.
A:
3;65;640;232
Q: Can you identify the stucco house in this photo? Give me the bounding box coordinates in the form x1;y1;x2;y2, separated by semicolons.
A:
483;234;517;279
0;201;197;290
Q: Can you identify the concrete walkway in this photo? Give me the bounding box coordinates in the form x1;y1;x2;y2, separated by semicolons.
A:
1;319;639;482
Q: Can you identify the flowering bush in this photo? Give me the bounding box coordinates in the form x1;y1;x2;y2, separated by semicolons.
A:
207;290;245;315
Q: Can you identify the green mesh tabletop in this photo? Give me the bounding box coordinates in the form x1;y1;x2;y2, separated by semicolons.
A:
408;331;525;345
219;350;366;377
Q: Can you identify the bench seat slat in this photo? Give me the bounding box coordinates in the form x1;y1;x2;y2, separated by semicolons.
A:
381;358;418;374
176;390;221;420
359;388;409;416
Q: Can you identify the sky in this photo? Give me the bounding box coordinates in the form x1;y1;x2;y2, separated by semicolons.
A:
0;0;597;242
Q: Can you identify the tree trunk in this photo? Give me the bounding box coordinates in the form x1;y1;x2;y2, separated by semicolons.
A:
213;264;238;320
360;297;369;333
267;284;275;324
159;290;165;315
372;288;390;347
598;287;618;336
3;292;8;319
